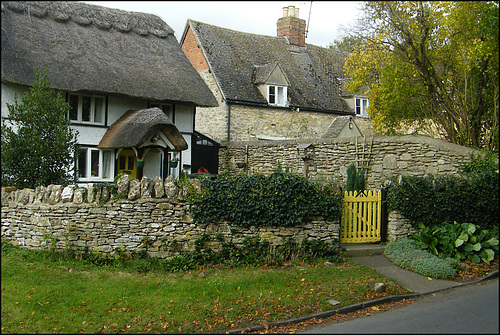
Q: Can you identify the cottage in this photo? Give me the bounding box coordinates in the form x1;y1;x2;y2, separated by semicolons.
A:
1;1;217;184
180;5;371;143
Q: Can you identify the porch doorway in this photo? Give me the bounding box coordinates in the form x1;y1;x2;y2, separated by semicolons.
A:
117;149;137;179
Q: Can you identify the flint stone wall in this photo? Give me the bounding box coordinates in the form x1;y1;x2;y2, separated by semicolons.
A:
1;175;339;258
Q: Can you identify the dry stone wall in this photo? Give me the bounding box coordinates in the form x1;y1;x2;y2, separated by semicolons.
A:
219;135;482;189
2;136;483;254
1;175;339;258
387;210;419;242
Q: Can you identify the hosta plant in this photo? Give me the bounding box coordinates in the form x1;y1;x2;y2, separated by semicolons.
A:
410;222;499;265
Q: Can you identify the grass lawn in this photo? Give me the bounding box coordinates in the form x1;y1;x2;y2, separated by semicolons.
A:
1;243;410;334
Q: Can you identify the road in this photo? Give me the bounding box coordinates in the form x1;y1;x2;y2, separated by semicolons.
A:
301;279;499;334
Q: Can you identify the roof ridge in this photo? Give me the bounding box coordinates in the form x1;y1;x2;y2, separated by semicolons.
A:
1;1;174;38
189;19;290;42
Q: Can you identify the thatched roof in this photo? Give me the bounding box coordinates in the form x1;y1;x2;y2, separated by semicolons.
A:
98;108;188;151
184;19;353;114
1;1;217;107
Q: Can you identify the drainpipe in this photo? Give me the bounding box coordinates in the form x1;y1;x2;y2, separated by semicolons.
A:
227;102;231;142
245;144;249;174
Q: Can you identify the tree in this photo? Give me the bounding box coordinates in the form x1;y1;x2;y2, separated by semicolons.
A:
344;1;499;150
1;69;79;188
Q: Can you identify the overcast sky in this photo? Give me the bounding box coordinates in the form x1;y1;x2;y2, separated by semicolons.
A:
84;1;363;47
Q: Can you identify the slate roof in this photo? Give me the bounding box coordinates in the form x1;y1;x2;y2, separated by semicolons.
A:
184;19;353;114
98;108;188;151
1;1;217;107
322;115;361;138
252;62;288;85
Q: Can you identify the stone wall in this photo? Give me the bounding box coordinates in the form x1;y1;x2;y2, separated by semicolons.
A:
387;210;418;242
1;175;339;258
219;135;482;189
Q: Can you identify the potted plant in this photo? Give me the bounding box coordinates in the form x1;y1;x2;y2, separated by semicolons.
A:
169;157;179;168
136;157;144;168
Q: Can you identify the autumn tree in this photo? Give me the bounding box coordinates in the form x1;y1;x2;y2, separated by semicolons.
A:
1;69;79;188
343;1;499;150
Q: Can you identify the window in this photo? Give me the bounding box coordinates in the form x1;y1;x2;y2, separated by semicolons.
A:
267;85;287;107
150;103;173;120
68;94;105;124
77;147;114;181
355;97;369;117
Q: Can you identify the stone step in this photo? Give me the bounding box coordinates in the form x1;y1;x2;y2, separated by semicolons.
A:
341;243;386;257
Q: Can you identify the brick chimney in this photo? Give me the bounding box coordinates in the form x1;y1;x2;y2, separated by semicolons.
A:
277;6;306;47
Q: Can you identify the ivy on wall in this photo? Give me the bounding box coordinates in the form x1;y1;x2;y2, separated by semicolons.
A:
190;166;342;227
386;153;499;230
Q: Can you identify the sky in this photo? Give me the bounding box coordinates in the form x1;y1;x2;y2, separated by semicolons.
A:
84;1;363;47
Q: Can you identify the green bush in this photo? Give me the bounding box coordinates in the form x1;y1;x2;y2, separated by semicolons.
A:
384;237;459;279
385;153;499;230
410;222;499;265
346;163;366;192
191;167;342;227
1;68;79;188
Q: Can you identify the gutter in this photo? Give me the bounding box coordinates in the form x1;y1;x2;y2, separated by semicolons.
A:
224;99;355;116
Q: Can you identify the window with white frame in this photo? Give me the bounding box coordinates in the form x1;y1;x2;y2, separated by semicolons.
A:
77;147;114;181
68;94;105;125
355;97;369;117
267;85;287;107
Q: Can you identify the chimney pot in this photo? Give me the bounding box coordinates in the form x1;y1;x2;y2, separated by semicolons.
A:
283;5;300;18
283;6;289;17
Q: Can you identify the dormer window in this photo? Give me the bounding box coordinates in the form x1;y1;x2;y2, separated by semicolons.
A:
355;97;369;117
253;62;290;108
268;85;288;106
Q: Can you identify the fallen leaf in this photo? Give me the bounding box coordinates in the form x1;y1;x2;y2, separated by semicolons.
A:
427;277;432;280
371;306;379;311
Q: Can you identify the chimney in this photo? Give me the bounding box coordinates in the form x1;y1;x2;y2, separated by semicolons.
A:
277;5;306;47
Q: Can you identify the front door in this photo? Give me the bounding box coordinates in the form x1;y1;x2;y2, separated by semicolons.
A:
117;149;137;179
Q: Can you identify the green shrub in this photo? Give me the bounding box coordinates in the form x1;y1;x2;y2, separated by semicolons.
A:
386;162;498;230
346;163;366;192
191;167;342;227
1;68;79;188
384;237;459;279
410;222;499;265
458;152;498;177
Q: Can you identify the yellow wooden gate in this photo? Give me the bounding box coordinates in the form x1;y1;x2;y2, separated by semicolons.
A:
340;190;382;243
